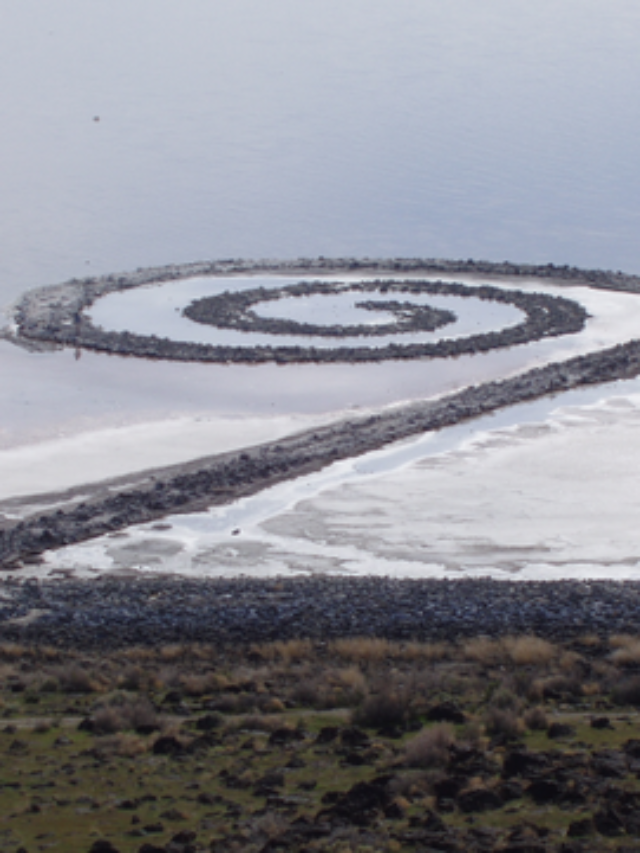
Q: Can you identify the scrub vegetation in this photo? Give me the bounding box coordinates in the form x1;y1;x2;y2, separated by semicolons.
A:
1;634;640;851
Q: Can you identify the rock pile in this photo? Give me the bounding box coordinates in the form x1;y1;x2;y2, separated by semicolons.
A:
1;576;640;649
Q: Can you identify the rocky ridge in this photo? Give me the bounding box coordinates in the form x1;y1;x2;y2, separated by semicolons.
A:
1;576;640;649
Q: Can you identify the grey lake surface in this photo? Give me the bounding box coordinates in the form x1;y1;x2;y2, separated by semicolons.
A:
2;0;640;302
3;2;640;439
3;1;640;527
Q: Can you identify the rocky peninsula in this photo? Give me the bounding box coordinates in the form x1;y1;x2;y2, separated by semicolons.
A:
3;258;640;648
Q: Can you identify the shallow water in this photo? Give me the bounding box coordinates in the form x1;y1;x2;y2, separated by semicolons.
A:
5;276;640;449
88;275;525;348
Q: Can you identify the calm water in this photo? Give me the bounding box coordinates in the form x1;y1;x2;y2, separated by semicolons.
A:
88;276;524;348
2;0;640;307
3;1;640;448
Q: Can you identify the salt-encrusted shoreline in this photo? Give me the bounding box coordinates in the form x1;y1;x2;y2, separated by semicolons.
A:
3;258;640;568
2;336;640;567
0;575;638;649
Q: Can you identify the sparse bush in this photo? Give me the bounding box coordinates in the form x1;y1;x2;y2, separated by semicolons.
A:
331;637;391;663
489;687;521;712
484;707;524;740
609;633;638;649
290;678;325;708
504;636;556;666
117;666;147;691
208;691;257;714
180;673;218;696
0;644;27;661
120;646;156;663
92;733;149;758
612;676;640;706
88;693;159;734
253;811;289;840
461;637;504;665
402;724;454;768
37;675;60;693
232;714;285;733
290;666;366;710
352;686;412;730
258;696;286;713
400;641;451;662
458;720;484;748
533;673;583;702
524;706;548;731
558;650;584;671
252;639;313;664
54;664;97;694
158;643;187;662
610;640;640;666
330;667;367;705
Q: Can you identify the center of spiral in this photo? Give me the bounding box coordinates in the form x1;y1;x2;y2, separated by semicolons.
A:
183;282;457;338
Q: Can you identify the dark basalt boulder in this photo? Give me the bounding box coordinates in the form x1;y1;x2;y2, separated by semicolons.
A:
426;700;466;724
503;749;553;779
457;786;503;813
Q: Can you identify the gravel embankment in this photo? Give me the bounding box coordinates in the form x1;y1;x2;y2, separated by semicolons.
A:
1;576;639;649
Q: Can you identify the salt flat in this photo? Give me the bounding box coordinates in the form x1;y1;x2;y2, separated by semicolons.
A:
4;270;640;580
38;378;640;581
0;411;339;501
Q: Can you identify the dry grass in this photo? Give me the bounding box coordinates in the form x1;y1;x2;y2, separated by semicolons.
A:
484;707;524;739
352;681;413;730
609;633;639;648
54;663;100;694
179;672;221;696
503;636;556;666
558;650;584;671
1;632;640;851
88;692;159;734
523;705;548;731
402;724;454;768
251;639;313;664
290;666;367;710
231;714;289;733
399;641;451;662
610;636;640;666
91;732;150;758
330;637;392;663
0;643;28;661
460;635;557;667
459;637;504;665
117;665;151;692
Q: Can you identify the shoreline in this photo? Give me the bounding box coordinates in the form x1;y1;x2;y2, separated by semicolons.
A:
3;335;640;567
4;258;640;567
2;259;640;643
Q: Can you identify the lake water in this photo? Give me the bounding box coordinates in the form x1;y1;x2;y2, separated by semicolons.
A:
2;0;640;307
3;0;640;570
88;276;524;348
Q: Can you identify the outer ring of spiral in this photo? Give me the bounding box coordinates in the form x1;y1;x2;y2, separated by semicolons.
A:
14;268;590;364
